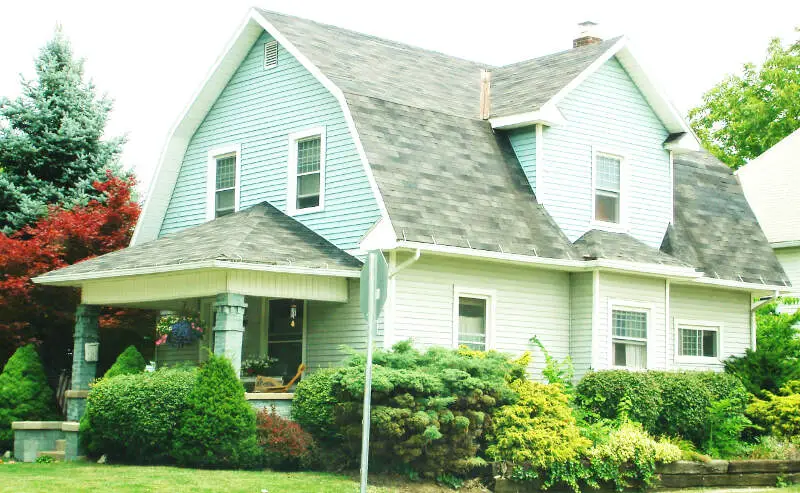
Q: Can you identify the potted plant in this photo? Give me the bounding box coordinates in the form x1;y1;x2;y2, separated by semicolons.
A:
241;356;279;377
155;314;205;348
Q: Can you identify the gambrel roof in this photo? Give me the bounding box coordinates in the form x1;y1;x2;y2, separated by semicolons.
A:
124;8;787;290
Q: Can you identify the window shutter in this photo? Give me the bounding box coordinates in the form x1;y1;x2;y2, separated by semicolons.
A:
264;40;278;69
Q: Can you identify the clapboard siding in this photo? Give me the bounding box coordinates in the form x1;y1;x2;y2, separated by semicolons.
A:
542;57;671;247
306;279;378;370
670;285;751;370
570;272;594;378
392;255;570;376
596;273;667;370
508;127;537;194
776;246;800;296
160;31;381;250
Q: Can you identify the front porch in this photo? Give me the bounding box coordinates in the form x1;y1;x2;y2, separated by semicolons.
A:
31;203;368;425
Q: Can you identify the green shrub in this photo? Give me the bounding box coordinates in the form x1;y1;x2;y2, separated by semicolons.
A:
0;345;57;450
577;370;749;447
103;345;146;379
748;380;800;439
291;368;339;442
575;371;662;431
330;341;524;479
487;380;589;468
588;422;681;490
703;399;752;458
80;367;196;463
256;407;315;470
172;354;259;469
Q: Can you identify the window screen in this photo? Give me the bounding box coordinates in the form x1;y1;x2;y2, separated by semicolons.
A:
612;309;647;369
215;155;236;218
458;297;487;351
595;154;621;223
679;327;718;358
295;136;321;210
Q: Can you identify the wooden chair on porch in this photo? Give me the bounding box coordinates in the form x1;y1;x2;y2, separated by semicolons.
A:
254;363;306;393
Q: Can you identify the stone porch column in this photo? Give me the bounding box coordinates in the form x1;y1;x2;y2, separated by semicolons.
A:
213;293;247;376
67;304;100;421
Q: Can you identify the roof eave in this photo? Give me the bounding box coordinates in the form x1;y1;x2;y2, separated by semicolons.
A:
489;104;567;129
32;259;361;286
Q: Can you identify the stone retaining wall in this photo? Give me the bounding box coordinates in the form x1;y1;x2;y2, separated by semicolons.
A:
245;392;293;418
494;460;800;492
12;421;80;463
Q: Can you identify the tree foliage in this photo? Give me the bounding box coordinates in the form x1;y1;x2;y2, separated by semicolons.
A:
0;28;125;232
0;173;143;370
725;300;800;395
689;31;800;169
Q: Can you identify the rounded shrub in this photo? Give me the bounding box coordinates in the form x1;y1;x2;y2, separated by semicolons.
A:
291;368;339;442
575;371;662;431
80;367;197;463
256;407;316;470
748;380;800;439
652;372;714;443
487;380;590;469
172;354;259;469
103;345;146;379
0;345;57;451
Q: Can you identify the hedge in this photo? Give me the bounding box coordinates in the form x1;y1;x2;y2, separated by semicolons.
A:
576;370;748;445
291;368;339;442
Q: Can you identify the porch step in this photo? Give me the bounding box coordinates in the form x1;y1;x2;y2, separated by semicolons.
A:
37;450;65;461
55;439;66;452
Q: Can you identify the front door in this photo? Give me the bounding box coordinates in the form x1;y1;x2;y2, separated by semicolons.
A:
267;299;304;381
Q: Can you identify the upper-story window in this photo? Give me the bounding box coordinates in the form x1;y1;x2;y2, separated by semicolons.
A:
288;127;325;215
206;145;241;220
594;153;622;224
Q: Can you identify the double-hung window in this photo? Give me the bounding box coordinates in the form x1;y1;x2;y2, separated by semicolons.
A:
454;289;494;351
677;323;720;361
594;153;622;224
288;128;325;215
611;307;648;369
206;145;241;220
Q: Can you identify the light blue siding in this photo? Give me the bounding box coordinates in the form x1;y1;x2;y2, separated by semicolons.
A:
160;31;381;250
508;127;537;195
569;272;593;379
542;57;671;248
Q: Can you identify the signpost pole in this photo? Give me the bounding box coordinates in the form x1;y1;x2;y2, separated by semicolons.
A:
359;251;377;493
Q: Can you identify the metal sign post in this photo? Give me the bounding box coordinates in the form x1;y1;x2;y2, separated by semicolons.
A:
359;250;388;493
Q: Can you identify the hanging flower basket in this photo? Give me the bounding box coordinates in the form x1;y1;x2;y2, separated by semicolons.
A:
155;314;205;348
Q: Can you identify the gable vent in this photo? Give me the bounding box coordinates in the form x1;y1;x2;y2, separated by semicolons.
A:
264;40;278;69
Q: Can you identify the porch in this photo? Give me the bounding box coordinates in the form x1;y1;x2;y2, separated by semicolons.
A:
32;203;368;424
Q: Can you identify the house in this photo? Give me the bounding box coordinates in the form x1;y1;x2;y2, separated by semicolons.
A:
33;9;788;423
737;128;800;312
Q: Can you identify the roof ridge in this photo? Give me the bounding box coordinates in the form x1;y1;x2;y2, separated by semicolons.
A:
256;8;494;68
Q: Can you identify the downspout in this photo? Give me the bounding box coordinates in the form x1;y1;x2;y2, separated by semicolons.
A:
665;279;670;370
383;249;421;349
749;289;781;351
390;249;421;278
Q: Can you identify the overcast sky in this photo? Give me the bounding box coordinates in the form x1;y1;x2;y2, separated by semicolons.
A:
1;1;798;195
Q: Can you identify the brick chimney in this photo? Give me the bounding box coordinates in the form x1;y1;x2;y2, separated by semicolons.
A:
573;21;602;48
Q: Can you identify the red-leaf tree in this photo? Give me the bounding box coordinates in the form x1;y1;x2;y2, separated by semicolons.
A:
0;172;153;372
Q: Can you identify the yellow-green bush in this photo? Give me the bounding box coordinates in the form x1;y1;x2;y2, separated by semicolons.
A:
748;380;800;438
487;380;589;469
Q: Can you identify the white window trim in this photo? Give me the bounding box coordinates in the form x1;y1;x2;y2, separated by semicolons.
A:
452;287;496;351
206;144;242;221
287;127;326;216
674;319;723;365
590;147;629;233
607;299;654;370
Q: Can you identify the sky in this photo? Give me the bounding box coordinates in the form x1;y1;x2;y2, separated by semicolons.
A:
1;1;798;196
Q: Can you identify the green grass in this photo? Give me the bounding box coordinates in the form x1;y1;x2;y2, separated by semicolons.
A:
0;463;389;493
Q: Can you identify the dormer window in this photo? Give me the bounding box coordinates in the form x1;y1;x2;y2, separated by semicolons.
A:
287;127;326;215
594;153;622;224
206;145;241;220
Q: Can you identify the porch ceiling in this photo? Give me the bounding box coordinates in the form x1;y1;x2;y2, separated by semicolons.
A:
32;202;361;304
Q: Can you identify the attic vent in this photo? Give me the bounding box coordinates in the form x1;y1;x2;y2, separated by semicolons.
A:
263;40;278;69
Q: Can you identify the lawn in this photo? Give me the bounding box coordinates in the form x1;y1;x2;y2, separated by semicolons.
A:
0;463;384;493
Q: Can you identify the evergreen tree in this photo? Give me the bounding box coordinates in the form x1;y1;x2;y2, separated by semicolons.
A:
103;345;146;379
0;27;125;233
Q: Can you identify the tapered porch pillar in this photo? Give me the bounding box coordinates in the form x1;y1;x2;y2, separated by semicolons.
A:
67;304;100;421
213;293;247;376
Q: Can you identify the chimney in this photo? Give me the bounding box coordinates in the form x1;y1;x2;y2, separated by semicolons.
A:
573;21;602;48
479;69;491;120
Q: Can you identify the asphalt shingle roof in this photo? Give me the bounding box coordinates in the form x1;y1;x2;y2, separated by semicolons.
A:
574;229;691;267
38;202;362;280
662;150;789;286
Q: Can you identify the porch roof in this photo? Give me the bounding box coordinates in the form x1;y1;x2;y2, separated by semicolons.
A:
35;202;362;286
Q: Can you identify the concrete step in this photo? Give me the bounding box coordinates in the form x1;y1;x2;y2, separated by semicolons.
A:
36;450;65;461
54;439;66;452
